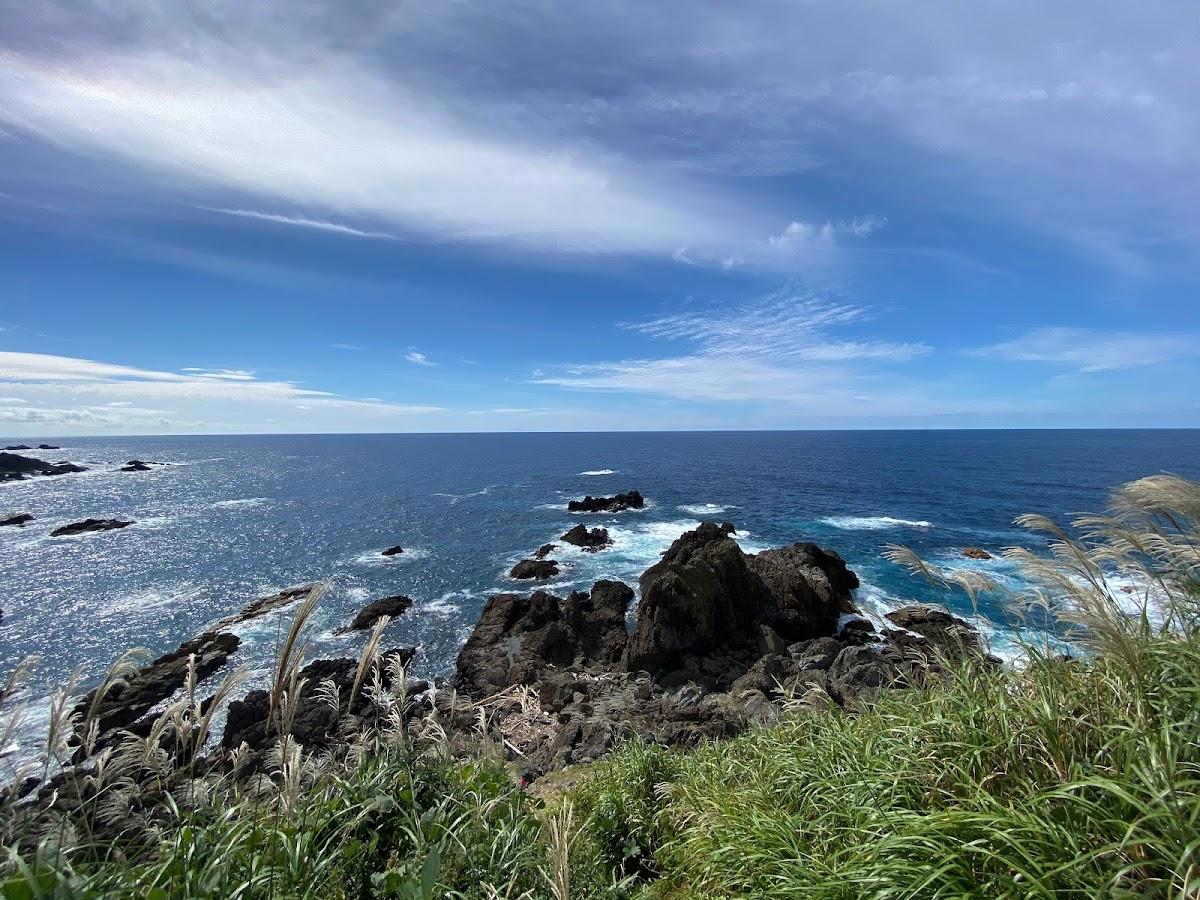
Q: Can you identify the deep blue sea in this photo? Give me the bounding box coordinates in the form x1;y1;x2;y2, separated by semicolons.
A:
2;430;1198;757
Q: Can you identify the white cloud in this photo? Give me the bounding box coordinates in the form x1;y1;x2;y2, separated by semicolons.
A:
405;351;436;367
768;216;886;252
970;327;1200;373
0;351;444;433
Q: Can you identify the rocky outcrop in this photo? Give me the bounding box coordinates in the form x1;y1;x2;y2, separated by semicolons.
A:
963;547;993;560
0;452;87;482
213;585;316;629
623;523;858;683
51;518;133;537
119;460;156;472
5;444;61;451
510;558;560;580
75;631;241;736
567;490;645;513
533;543;557;559
561;524;612;550
221;647;417;760
451;523;993;781
338;595;413;633
884;605;989;663
0;513;33;527
381;545;405;557
456;581;633;696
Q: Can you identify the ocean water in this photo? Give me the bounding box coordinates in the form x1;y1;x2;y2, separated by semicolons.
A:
1;430;1198;756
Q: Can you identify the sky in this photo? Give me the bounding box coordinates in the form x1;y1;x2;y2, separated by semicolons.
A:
0;0;1197;434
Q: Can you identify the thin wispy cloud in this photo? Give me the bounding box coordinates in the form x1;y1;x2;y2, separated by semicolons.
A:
970;327;1200;373
0;351;444;432
405;351;436;367
201;208;398;240
535;292;929;405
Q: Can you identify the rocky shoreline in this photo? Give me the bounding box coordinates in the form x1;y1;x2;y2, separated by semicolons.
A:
26;517;995;809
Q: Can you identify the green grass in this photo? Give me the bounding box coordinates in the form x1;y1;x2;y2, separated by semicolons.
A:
2;475;1198;898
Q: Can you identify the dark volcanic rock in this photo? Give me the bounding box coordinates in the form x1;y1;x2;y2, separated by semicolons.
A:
561;523;612;550
119;460;154;472
533;543;557;559
510;558;560;580
0;513;33;527
828;645;902;706
0;452;87;482
3;445;31;451
339;595;414;633
455;580;633;695
51;518;133;537
623;523;859;681
963;547;993;560
567;490;645;513
222;647;416;756
76;631;241;735
38;444;60;450
213;585;316;629
381;545;405;557
884;605;986;662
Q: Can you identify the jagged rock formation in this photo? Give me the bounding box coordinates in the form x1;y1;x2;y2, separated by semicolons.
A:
510;558;560;580
0;513;33;527
567;490;645;513
561;524;612;550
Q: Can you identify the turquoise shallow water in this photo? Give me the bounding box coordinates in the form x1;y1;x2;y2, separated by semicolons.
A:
1;429;1198;756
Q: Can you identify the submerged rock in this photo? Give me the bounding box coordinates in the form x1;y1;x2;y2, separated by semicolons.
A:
510;558;560;580
561;524;612;550
0;452;87;482
381;545;405;557
963;547;993;560
338;595;414;633
533;543;558;559
567;490;645;513
119;460;155;472
0;513;33;527
51;518;133;537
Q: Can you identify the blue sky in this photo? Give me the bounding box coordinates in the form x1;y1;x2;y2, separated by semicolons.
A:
0;0;1197;434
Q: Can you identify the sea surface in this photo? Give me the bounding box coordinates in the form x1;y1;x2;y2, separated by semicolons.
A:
2;430;1198;759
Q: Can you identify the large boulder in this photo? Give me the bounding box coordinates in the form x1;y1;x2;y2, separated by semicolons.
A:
0;513;33;527
455;580;633;696
510;558;560;580
623;523;859;680
567;490;645;513
884;605;987;662
51;518;133;537
561;524;612;550
339;595;413;633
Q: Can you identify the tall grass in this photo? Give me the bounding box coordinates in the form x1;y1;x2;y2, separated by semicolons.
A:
568;475;1200;898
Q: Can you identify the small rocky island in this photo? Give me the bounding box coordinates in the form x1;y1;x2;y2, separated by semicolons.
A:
567;489;645;513
0;451;87;482
50;518;134;537
41;520;992;796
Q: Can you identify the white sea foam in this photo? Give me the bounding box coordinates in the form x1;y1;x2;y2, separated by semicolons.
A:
211;497;271;510
578;469;616;476
677;502;735;516
350;547;430;567
819;515;934;530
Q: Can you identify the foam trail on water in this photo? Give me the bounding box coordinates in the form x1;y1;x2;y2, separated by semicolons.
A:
578;469;616;475
678;502;735;516
820;515;934;530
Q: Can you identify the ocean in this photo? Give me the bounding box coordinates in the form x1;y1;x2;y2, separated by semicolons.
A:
2;429;1198;757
